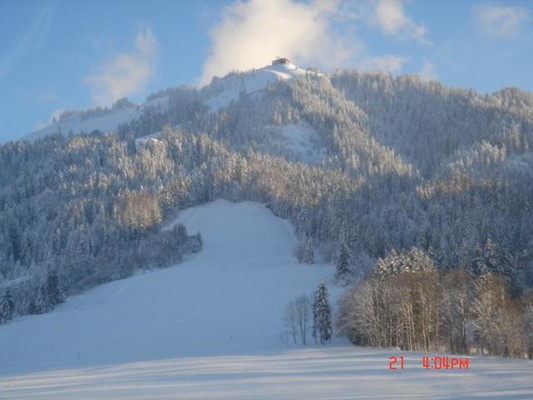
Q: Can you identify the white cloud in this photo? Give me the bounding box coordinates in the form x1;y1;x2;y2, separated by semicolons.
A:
419;59;438;81
473;5;529;38
84;28;158;106
200;0;416;84
200;0;362;84
371;0;428;42
0;0;59;80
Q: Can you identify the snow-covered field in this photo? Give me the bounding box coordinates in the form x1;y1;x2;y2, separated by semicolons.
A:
3;347;533;400
0;200;532;399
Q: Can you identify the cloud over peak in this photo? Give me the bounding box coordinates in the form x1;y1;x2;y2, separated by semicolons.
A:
200;0;430;85
84;28;158;106
200;0;357;84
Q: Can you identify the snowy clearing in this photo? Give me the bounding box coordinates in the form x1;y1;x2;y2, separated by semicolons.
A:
0;200;532;399
279;122;326;164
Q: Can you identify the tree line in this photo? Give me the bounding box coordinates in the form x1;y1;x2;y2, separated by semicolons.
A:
284;280;332;346
337;247;533;359
1;66;532;337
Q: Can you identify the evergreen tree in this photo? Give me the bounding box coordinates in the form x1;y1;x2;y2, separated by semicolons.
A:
313;280;332;344
32;285;51;315
174;224;188;244
470;240;523;295
335;242;351;285
0;289;14;323
294;236;314;264
193;232;203;253
0;65;533;327
46;270;64;306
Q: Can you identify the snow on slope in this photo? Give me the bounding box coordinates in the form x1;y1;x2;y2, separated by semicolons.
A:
1;200;532;399
23;62;321;141
0;200;332;375
279;122;326;164
205;62;320;112
24;96;169;141
134;131;161;149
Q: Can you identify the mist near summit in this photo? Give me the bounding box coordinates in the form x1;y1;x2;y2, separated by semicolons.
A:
199;0;425;85
199;0;355;84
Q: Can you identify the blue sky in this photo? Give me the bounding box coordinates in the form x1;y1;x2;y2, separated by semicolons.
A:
0;0;531;142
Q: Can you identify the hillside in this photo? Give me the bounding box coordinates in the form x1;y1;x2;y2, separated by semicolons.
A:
1;62;532;363
24;96;170;141
1;201;532;400
0;200;333;375
23;60;314;142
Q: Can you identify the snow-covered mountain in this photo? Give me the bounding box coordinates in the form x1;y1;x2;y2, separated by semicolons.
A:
2;58;533;400
204;59;321;112
24;95;170;141
23;59;321;142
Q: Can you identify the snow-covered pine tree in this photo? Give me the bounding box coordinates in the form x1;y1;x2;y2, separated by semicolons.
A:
335;241;351;285
174;224;188;244
32;285;52;315
313;280;332;344
0;289;14;323
293;236;314;264
193;232;203;253
469;239;523;295
46;270;64;306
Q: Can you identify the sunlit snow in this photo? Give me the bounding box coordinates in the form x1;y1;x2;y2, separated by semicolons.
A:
24;96;169;141
279;122;326;164
205;62;321;112
0;200;531;399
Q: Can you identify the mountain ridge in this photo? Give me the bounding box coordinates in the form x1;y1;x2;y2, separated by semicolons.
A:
2;59;532;341
24;60;323;142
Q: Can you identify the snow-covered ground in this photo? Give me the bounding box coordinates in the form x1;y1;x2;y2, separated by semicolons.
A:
0;200;532;399
279;122;326;164
2;346;533;400
23;62;324;142
24;96;169;141
205;62;320;112
134;131;162;149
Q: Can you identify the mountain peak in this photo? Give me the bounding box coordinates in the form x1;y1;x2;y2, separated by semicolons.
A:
204;60;322;112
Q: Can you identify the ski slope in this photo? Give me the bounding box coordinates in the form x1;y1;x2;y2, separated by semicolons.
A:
0;200;532;399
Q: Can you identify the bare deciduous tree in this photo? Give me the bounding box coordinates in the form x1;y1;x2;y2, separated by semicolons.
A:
284;294;312;345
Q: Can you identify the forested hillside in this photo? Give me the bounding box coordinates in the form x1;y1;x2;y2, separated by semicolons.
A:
1;66;532;357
